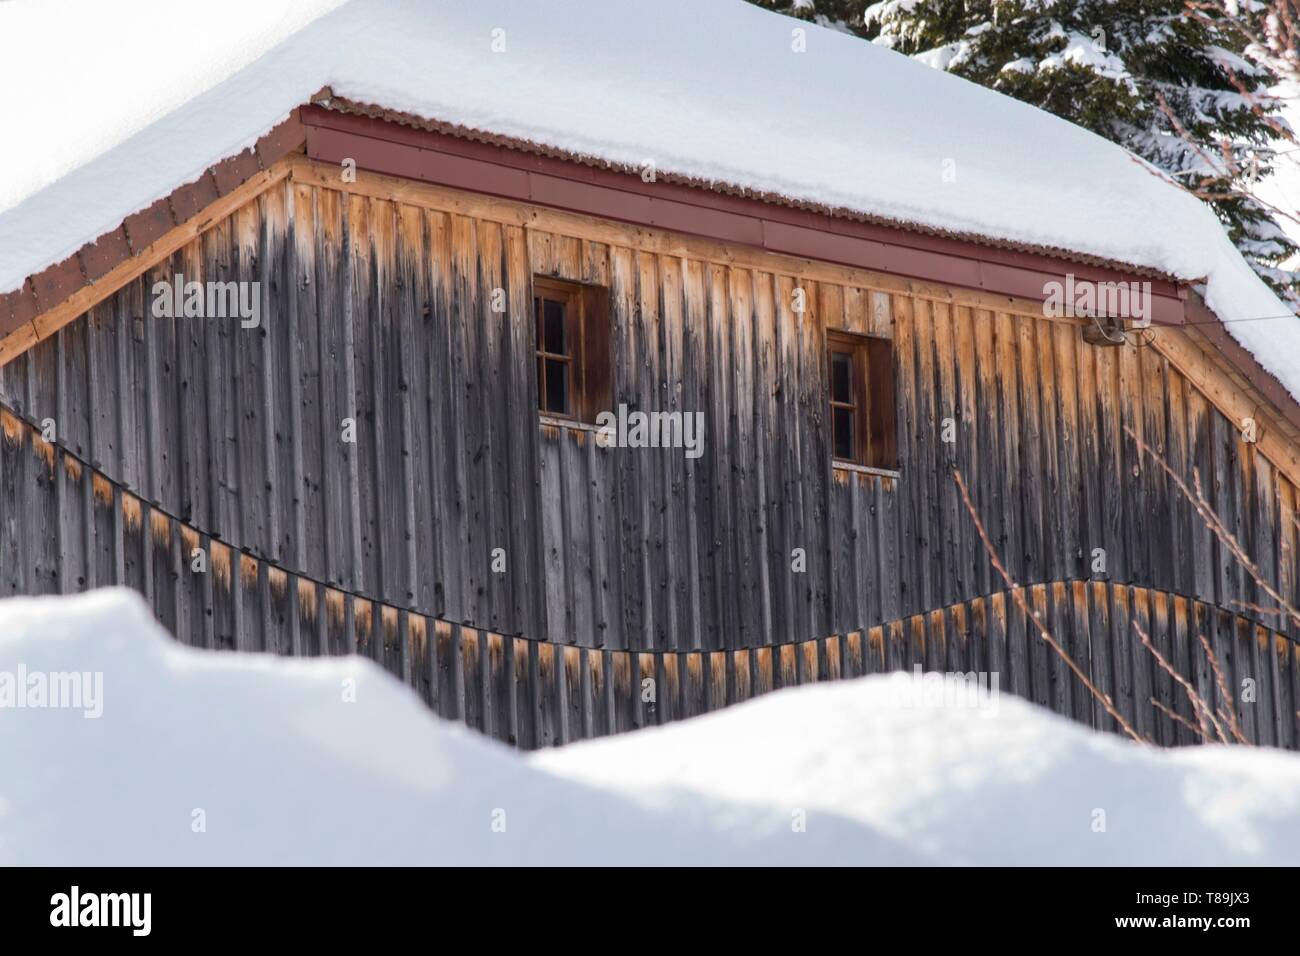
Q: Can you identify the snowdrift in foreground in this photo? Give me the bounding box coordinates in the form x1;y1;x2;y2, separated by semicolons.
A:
3;589;1299;866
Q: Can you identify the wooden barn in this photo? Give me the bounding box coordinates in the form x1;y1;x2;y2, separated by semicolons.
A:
4;3;1300;750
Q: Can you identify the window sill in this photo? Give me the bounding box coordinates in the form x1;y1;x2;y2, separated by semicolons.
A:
832;460;900;479
538;414;599;433
540;417;899;477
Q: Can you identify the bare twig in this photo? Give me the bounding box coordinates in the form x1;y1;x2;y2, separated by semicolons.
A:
1199;632;1251;744
1133;620;1230;744
952;468;1147;744
1126;424;1300;630
1151;698;1210;740
1230;599;1291;618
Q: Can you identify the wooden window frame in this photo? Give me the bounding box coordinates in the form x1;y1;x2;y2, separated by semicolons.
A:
533;276;610;424
827;330;897;471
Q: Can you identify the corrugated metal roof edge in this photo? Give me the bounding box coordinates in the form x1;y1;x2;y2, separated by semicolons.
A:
316;93;1188;284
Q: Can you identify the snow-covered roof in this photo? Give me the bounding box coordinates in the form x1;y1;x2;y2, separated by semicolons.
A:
2;0;1299;400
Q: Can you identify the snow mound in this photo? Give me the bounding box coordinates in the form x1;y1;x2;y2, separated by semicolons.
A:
539;670;1300;865
0;589;917;865
1;0;1298;401
4;589;1300;865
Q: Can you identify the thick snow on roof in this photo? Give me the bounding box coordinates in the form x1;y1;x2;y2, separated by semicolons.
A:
4;588;1299;865
2;0;1299;400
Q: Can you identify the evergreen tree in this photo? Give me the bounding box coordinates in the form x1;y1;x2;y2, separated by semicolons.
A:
748;0;1299;302
748;0;871;35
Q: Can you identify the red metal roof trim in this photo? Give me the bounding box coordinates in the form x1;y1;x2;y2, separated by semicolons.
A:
0;114;307;339
301;102;1189;325
312;96;1186;284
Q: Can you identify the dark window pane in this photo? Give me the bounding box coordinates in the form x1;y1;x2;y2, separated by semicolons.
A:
832;407;854;460
543;358;569;414
543;299;567;354
831;350;853;403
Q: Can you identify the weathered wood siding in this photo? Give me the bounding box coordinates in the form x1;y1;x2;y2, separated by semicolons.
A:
4;168;1300;748
0;402;1295;749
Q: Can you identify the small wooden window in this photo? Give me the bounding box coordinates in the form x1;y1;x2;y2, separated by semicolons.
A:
827;331;897;470
533;277;611;423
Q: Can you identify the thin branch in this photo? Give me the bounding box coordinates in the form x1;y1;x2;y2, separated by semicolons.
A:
1133;620;1229;743
1152;697;1210;741
1230;599;1291;618
1199;632;1250;744
1126;424;1300;630
952;468;1146;744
